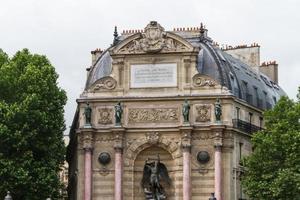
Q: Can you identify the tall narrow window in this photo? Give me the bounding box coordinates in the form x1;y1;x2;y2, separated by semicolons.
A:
259;117;263;130
236;107;240;120
249;112;253;134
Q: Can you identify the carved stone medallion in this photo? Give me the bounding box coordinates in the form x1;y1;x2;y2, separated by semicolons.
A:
128;108;179;123
195;104;211;122
193;74;217;87
98;108;113;125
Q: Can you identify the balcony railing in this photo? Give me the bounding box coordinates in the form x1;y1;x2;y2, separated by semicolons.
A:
232;119;261;134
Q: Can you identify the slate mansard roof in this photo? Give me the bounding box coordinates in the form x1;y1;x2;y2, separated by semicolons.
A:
85;24;286;110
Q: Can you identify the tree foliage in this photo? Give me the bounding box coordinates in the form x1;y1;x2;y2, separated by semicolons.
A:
242;89;300;200
0;49;67;199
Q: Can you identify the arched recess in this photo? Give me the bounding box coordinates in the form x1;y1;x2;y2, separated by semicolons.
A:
133;146;176;200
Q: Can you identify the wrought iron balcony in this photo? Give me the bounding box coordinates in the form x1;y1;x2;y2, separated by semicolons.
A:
232;119;261;134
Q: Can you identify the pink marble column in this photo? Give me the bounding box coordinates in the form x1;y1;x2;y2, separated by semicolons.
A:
114;148;123;200
84;148;92;200
214;145;222;200
183;147;191;200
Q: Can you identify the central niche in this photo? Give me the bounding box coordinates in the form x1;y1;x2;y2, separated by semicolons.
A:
133;146;176;200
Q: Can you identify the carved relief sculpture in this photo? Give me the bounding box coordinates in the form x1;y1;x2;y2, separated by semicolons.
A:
193;74;217;87
89;76;117;92
128;108;179;123
195;104;211;122
98;108;113;125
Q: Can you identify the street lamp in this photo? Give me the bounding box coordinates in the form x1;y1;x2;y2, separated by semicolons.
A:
4;191;12;200
209;192;217;200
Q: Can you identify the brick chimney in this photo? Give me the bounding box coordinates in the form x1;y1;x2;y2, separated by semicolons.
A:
259;61;278;84
91;48;103;65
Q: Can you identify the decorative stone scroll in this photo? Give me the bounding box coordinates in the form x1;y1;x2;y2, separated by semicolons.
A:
98;108;113;125
89;76;117;91
116;21;192;54
128;108;179;123
195;104;211;122
192;74;217;87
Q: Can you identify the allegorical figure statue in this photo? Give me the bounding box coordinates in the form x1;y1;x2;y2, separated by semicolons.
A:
141;155;171;200
182;99;190;123
214;98;222;122
114;101;123;126
84;102;92;126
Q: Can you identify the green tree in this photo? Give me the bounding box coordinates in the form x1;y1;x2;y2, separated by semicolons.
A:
0;49;67;200
242;89;300;200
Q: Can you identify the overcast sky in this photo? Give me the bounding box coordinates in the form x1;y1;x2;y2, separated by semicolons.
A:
1;0;299;134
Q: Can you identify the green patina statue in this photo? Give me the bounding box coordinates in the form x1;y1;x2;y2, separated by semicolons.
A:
114;101;123;126
214;98;222;122
84;102;92;126
182;99;190;123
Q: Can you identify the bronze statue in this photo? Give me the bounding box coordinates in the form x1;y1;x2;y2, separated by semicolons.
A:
214;98;222;122
84;102;92;126
114;101;123;126
141;155;171;200
182;99;190;123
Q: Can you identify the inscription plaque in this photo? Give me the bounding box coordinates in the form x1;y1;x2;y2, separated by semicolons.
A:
130;63;177;88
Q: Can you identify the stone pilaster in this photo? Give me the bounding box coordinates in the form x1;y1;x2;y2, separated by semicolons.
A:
82;130;93;200
180;126;193;200
112;127;125;200
211;125;225;200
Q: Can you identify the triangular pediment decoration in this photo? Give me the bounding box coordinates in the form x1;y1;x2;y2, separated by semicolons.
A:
111;21;197;55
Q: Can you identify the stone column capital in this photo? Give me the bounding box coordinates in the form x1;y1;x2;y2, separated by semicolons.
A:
180;126;193;152
80;131;94;150
112;127;125;153
214;144;222;152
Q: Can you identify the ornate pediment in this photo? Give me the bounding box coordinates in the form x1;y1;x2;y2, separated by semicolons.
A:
112;21;196;55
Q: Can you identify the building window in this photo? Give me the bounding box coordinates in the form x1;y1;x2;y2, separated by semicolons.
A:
236;107;240;120
249;112;253;134
259;117;263;129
